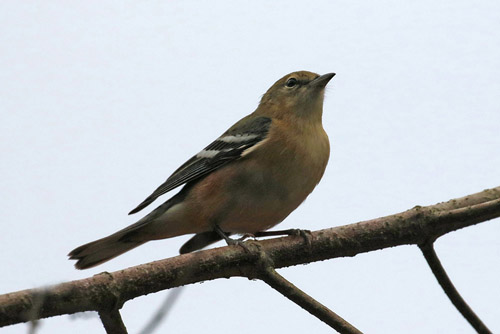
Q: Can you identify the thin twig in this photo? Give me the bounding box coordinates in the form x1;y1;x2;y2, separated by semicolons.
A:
27;320;39;334
138;287;184;334
250;245;362;334
419;242;492;334
98;309;128;334
26;289;46;334
262;269;362;334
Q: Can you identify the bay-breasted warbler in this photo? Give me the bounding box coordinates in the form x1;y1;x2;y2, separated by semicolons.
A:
69;71;335;269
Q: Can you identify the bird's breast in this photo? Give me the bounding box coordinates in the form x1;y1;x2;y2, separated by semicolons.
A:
218;121;330;233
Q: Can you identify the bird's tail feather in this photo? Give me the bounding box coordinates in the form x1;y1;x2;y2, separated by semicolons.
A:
68;233;146;270
179;231;226;254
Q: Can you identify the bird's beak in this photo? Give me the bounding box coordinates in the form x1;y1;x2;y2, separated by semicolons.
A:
311;73;336;87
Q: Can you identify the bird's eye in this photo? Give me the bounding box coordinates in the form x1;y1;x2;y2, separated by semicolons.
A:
285;78;298;88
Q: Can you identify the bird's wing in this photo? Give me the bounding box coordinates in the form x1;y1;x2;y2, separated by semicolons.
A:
129;116;272;214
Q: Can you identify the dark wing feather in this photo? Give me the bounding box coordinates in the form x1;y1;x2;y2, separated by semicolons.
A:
129;116;272;214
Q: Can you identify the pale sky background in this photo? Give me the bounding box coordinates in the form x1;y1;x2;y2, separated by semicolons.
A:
1;1;499;333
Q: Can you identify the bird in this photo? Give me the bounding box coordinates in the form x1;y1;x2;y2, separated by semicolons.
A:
69;70;335;269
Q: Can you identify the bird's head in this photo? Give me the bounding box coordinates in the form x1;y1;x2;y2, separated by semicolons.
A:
259;71;335;121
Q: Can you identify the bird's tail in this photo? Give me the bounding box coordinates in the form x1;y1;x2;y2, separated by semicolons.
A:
68;233;146;270
69;192;187;269
179;231;227;254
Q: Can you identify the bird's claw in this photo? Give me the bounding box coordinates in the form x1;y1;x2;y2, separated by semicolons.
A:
225;237;252;253
288;229;313;249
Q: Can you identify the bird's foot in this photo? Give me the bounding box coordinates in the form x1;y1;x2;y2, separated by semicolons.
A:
214;225;253;253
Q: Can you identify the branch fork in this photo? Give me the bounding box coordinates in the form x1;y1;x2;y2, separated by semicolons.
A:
0;186;498;333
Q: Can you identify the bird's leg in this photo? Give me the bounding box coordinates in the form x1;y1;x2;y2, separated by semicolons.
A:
214;225;252;252
214;225;236;244
254;229;313;248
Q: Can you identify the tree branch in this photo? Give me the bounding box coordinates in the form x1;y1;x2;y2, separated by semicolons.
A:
419;242;492;334
0;186;498;328
98;309;128;334
248;244;362;333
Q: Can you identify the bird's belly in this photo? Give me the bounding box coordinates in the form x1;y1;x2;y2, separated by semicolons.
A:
196;160;316;234
217;194;292;233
